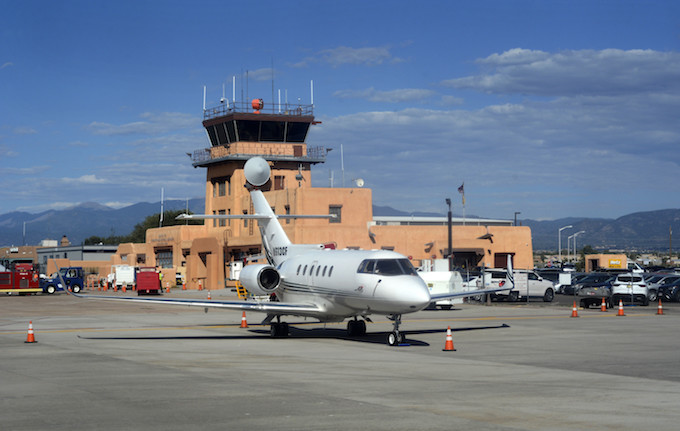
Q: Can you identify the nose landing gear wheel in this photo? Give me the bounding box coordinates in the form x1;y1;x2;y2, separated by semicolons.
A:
387;331;404;346
387;314;404;346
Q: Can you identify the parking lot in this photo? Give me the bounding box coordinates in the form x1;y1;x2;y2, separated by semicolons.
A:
2;291;680;430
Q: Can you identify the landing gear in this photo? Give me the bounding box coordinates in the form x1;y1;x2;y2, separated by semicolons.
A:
347;318;367;337
387;314;405;346
270;316;289;338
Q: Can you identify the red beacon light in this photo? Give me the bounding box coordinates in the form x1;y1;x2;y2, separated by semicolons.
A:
252;98;263;113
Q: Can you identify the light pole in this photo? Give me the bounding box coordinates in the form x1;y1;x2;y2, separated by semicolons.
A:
558;225;573;265
446;198;452;271
514;212;521;226
573;231;585;261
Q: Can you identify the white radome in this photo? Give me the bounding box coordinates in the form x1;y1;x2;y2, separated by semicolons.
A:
244;157;271;186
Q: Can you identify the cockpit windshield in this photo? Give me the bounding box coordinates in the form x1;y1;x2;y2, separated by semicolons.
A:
357;259;417;276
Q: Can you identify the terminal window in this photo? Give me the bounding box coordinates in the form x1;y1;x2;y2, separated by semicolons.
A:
329;205;342;223
156;249;173;269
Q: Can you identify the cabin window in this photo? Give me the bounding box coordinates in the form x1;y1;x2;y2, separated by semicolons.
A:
357;259;417;276
297;265;301;275
310;265;315;276
303;265;307;275
322;266;327;277
328;266;333;277
316;266;321;276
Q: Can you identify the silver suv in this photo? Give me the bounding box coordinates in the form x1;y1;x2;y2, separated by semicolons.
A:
611;273;649;306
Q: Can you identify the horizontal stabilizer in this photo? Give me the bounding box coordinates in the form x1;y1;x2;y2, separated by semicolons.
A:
176;213;336;220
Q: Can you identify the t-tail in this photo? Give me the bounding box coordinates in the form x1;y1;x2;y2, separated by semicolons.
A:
177;157;330;267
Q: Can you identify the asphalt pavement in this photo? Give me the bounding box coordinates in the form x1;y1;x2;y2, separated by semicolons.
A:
2;290;679;430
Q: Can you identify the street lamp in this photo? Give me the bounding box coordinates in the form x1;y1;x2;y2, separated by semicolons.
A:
558;225;573;266
445;198;452;271
572;231;585;261
514;212;521;226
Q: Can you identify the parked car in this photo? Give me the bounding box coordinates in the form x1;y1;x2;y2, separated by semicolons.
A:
578;284;611;309
564;273;615;295
647;274;680;301
610;273;649;306
658;278;680;302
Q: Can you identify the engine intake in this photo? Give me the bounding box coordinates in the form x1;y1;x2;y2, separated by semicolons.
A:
239;264;281;296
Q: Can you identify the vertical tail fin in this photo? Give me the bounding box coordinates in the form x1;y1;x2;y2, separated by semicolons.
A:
250;189;292;266
244;157;292;266
506;254;514;289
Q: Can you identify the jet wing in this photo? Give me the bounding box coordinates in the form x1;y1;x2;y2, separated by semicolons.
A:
66;291;323;316
429;285;512;301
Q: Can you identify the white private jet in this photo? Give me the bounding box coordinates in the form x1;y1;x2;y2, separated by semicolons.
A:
68;157;513;346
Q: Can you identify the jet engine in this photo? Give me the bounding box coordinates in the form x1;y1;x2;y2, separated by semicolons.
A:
239;264;281;296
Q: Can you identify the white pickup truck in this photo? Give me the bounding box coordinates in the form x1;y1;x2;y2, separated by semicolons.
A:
484;269;555;302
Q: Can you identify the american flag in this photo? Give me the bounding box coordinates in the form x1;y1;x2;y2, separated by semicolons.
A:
458;183;465;205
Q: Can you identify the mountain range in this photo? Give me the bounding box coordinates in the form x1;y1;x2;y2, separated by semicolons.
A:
1;201;678;252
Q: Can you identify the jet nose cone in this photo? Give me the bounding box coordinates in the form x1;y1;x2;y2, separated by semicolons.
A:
405;282;432;311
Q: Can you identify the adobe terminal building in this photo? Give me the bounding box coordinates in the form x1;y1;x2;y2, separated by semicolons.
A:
108;99;533;289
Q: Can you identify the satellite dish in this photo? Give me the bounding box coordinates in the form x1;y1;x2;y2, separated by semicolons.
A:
244;157;270;187
355;178;365;188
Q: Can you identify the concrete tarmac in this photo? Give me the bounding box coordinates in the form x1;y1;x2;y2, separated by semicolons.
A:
2;291;679;430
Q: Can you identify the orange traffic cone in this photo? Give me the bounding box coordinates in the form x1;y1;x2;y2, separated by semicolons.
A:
240;311;248;328
25;321;37;344
600;297;607;312
617;299;625;316
571;301;579;318
442;326;456;351
207;290;211;300
657;299;664;315
182;282;186;291
122;285;127;293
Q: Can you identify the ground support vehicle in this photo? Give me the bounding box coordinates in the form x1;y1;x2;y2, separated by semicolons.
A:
136;267;162;295
109;265;135;291
418;271;465;309
610;273;649;306
0;262;41;295
41;267;84;294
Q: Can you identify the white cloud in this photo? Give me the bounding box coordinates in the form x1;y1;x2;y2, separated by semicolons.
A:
294;46;400;68
86;112;198;136
60;174;109;185
443;48;680;97
13;126;37;135
333;87;436;103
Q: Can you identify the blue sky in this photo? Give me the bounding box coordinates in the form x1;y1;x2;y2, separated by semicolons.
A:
1;0;679;221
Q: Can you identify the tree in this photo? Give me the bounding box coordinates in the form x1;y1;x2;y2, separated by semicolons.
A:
125;210;203;244
85;210;202;245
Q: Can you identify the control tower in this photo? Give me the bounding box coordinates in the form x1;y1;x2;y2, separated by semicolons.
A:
187;97;331;278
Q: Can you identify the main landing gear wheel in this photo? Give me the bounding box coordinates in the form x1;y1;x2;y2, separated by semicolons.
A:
387;314;405;346
347;319;367;337
270;322;289;338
